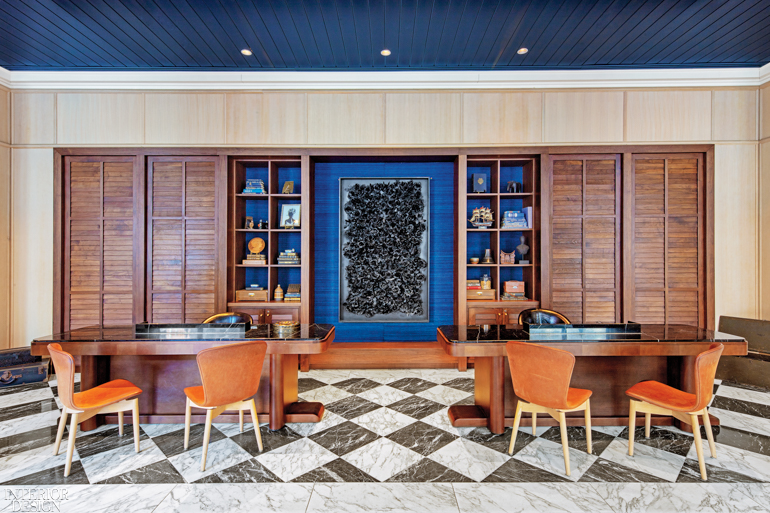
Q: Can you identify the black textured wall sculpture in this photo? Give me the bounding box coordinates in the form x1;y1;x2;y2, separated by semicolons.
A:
339;178;429;322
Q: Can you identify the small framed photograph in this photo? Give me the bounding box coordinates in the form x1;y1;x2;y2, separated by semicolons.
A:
280;204;301;229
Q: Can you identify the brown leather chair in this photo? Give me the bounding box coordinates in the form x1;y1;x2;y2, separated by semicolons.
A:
48;343;143;477
506;341;592;476
626;342;724;481
517;308;571;326
203;312;253;325
184;340;268;471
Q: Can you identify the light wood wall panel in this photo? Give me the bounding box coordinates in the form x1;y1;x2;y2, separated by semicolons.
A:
544;92;624;143
260;93;307;145
226;93;262;144
308;93;384;145
714;144;758;322
626;91;712;142
145;93;224;145
712;90;757;142
0;147;9;348
11;148;53;347
762;86;770;141
57;93;144;145
385;93;461;144
463;92;542;144
12;93;55;145
762;141;770;319
0;88;9;144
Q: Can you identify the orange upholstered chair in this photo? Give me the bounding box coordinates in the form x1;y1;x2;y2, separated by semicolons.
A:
48;343;143;477
184;340;268;471
626;342;724;481
506;341;593;476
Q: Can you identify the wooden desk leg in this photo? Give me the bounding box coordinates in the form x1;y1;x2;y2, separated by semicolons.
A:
269;354;287;431
79;355;110;431
677;355;719;434
447;356;506;434
270;354;324;430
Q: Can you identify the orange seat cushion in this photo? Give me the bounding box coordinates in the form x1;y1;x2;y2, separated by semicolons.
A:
72;379;142;410
184;386;205;406
626;380;698;412
566;387;592;410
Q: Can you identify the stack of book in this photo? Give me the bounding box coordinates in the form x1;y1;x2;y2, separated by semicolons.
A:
242;253;266;265
242;179;266;194
501;210;528;229
284;284;301;302
277;249;300;265
501;292;529;301
467;280;481;290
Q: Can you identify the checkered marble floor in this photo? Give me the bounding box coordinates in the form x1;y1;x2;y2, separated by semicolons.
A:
1;369;770;512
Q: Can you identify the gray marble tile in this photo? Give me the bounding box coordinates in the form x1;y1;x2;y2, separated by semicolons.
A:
453;396;477;406
331;377;381;394
194;458;282;483
540;426;616;457
428;437;510;481
600;438;685;482
341;437;424;482
386;457;473;482
483;457;571;483
0;439;79;483
513;437;598;482
416;384;472;406
685;437;770;481
462;426;532;455
80;437;166;483
441;377;475;393
0;398;58;423
0;425;62;458
591;482;768;512
325;395;382;420
297;378;327;394
356;385;413;406
154;483;312;513
75;425;150;459
618;425;695;457
579;458;667;483
0;460;89;485
676;458;764;483
153;424;226;458
387;395;445;420
386;421;458;456
309;421;380;456
388;377;440;394
230;425;302;456
0;381;50;397
167;438;252;483
307;483;459;513
292;458;377;483
454;482;614;512
349;406;416;436
298;385;352;405
713;425;770;457
98;459;185;484
256;438;338;482
0;387;53;410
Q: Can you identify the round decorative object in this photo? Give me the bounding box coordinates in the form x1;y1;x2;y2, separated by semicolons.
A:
248;237;265;254
274;320;299;337
470;258;479;264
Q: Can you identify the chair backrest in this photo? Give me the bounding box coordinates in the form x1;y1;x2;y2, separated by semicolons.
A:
693;342;724;411
196;341;268;407
506;341;576;410
47;343;78;411
203;312;253;325
517;308;571;326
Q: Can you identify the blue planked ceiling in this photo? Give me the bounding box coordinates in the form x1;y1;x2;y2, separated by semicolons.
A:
0;0;768;71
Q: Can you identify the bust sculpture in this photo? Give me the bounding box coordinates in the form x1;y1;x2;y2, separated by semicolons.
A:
516;235;530;264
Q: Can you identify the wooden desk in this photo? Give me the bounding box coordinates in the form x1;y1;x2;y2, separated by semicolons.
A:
438;324;747;434
32;324;335;431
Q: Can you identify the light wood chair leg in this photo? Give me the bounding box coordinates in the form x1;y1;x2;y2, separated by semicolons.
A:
132;398;140;453
508;402;523;455
584;399;593;454
53;408;68;456
702;410;717;458
628;400;636;456
249;400;263;452
645;412;651;438
183;397;191;450
691;413;707;480
239;410;244;433
201;409;213;472
558;411;570;477
118;411;124;436
532;412;537;435
65;413;79;477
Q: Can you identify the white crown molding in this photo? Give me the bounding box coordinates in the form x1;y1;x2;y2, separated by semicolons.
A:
0;65;766;91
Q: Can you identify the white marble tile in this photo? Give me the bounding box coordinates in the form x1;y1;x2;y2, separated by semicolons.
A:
519;425;552;437
214;422;262;438
714;379;722;385
347;369;416;384
81;438;166;483
304;370;352;384
341;437;423;482
591;482;767;513
599;438;684;482
454;482;614;513
659;425;695;438
420;368;473;384
286;411;347;437
716;385;770;406
350;407;416;436
0;484;176;513
686;438;770;481
0;440;79;483
154;483;312;513
416;384;472;406
740;484;770;510
428;438;509;482
298;385;352;405
167;438;251;483
357;385;413;406
420;407;476;437
308;483;459;513
256;438;337;482
142;423;186;438
513;437;597;482
0;409;61;438
592;426;625;437
709;407;770;437
0;387;54;409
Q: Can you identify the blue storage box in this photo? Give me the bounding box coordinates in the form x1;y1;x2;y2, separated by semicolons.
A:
0;348;50;388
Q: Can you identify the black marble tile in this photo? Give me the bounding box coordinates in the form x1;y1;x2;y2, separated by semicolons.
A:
387;377;439;394
298;378;327;394
540;426;615;457
331;378;381;394
578;458;667;483
195;458;283;483
386;421;457;456
231;425;302;456
98;459;185;484
325;396;382;420
483;458;570;483
309;421;380;456
386;396;445;420
461;427;531;455
711;395;770;420
0;425;62;458
452;396;476;406
676;458;763;483
0;461;90;485
721;380;770;394
0;382;51;397
49;382;80;398
618;426;694;457
713;384;719;396
292;458;378;483
75;426;151;459
441;378;475;394
0;398;59;423
153;424;226;458
387;458;473;483
714;426;770;457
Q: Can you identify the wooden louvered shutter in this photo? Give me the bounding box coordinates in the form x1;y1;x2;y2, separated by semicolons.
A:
147;157;218;323
626;155;705;327
548;156;621;323
64;158;138;330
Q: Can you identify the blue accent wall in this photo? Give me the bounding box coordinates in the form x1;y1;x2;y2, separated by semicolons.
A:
314;161;455;342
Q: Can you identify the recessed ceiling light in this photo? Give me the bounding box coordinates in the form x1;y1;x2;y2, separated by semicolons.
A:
381;49;391;56
517;47;529;55
241;48;253;56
